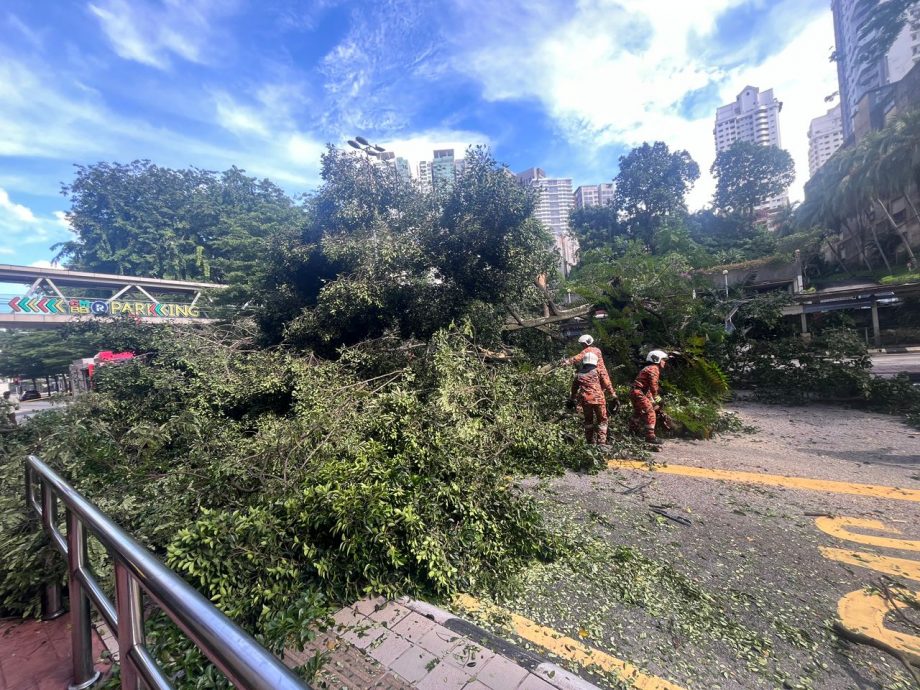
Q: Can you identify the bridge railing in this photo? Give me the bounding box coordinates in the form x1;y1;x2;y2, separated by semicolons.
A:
25;455;308;690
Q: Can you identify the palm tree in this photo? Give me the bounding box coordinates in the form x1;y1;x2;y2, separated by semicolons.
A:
869;109;920;265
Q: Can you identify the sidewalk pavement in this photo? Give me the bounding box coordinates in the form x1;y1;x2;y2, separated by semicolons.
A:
1;597;597;689
0;614;111;690
288;597;600;690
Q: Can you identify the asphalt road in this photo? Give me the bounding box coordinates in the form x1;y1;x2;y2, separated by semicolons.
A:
13;397;62;423
475;403;920;690
871;351;920;379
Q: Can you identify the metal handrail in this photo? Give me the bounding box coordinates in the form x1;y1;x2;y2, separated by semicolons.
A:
25;455;309;690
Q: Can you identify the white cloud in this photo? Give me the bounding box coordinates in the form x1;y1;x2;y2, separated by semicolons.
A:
449;0;836;208
0;52;326;194
0;189;70;262
30;260;55;268
53;211;72;229
0;187;38;223
87;0;236;69
378;130;492;175
214;93;271;137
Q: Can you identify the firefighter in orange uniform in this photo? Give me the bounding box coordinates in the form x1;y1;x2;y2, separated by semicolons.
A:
568;352;617;446
562;334;611;382
630;350;668;448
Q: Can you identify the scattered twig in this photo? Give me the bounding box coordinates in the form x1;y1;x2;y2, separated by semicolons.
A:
622;479;654;495
832;621;920;687
649;507;692;526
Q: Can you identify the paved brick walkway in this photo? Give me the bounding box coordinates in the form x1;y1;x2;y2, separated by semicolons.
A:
287;597;597;690
0;614;111;690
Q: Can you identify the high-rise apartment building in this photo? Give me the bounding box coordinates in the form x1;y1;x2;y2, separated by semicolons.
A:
807;105;845;177
714;86;783;152
516;167;577;274
416;150;465;191
378;152;412;181
417;160;432;190
574;183;615;209
832;0;920;141
714;86;787;212
432;149;457;189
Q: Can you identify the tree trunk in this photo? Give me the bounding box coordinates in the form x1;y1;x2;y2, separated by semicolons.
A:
503;304;593;331
846;219;874;271
876;195;917;264
824;236;852;276
867;218;893;273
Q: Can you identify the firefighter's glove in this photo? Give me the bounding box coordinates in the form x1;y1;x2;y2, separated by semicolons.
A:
566;398;576;411
608;397;620;413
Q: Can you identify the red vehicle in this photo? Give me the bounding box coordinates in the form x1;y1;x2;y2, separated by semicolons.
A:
70;351;136;394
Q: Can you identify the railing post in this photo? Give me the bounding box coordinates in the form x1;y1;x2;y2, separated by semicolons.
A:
39;478;65;620
66;508;101;690
115;560;144;690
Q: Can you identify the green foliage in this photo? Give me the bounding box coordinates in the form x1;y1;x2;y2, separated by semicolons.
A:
612;141;700;248
568;203;622;254
879;270;920;285
716;328;873;403
53;161;306;285
866;374;920;429
689;210;778;264
257;146;556;353
0;321;624;621
711;142;795;219
665;352;730;404
796;108;920;273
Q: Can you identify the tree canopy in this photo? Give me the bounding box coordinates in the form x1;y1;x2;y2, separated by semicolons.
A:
256;146;557;352
711;142;795;219
54;161;306;284
613;142;700;246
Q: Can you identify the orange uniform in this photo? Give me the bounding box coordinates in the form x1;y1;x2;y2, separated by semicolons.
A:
564;346;614;395
570;366;613;445
630;364;661;440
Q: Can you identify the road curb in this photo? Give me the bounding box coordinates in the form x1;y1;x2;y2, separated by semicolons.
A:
397;596;602;690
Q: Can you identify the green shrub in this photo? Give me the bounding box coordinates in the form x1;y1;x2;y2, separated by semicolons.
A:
717;328;872;403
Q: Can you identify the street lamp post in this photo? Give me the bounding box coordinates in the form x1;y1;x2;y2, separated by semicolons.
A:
722;269;729;299
346;136;391;264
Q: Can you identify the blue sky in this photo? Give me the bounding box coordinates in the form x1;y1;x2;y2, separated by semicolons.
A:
1;0;840;269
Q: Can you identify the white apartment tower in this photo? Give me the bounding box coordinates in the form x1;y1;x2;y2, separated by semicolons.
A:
832;0;920;140
807;105;845;177
714;86;783;152
416;149;465;191
714;86;787;212
517;167;577;275
574;183;615;210
417;160;432;190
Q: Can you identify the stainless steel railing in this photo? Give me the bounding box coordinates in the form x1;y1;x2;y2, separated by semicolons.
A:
25;455;309;690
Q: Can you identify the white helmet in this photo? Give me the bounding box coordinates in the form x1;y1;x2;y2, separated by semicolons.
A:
578;334;594;346
646;349;669;364
582;352;599;366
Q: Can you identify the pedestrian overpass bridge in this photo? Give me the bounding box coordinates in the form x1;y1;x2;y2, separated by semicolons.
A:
0;263;226;329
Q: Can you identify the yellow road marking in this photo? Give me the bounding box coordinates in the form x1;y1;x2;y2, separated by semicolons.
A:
453;594;686;690
815;517;920;552
820;547;920;581
608;460;920;502
838;588;920;665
